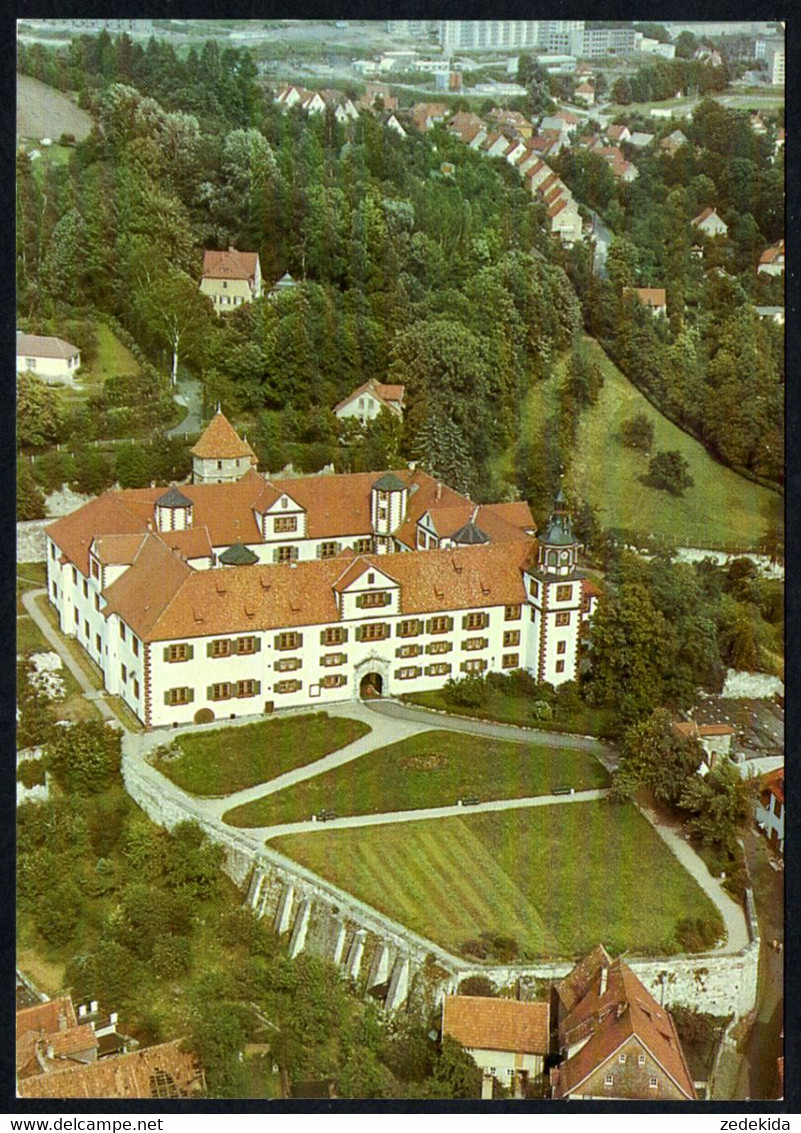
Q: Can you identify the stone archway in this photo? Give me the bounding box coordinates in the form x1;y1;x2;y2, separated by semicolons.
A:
360;671;383;699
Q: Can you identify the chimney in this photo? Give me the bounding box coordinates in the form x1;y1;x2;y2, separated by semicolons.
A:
599;968;608;997
110;1012;118;1026
228;245;235;253
78;1004;87;1018
58;1011;67;1032
90;1000;98;1013
436;482;442;501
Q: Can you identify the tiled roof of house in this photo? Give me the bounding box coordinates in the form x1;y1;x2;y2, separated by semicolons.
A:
624;287;666;308
202;248;259;282
17;1039;204;1099
692;207;725;228
443;995;550;1055
46;1024;99;1058
672;719;735;741
554;958;696;1100
91;532;148;566
762;768;784;804
16;997;77;1043
547;199;569;219
190;411;258;461
333;379;405;415
555;944;611;1015
161;526;215;562
16;333;80;360
102;534;193;639
105;542;532;644
759;240;785;264
606;124;629;140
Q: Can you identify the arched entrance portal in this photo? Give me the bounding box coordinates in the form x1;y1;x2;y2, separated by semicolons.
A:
360;672;383;699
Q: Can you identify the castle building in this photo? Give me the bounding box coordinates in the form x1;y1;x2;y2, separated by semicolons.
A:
44;414;593;728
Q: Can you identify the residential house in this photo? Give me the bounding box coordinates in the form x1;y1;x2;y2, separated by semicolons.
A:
447;111;487;148
358;82;398;112
18;1039;205;1099
755;769;784;854
441;995;550;1099
611;158;638;182
333;378;405;423
692;208;728;238
606;123;631;144
412;102;447;129
627;132;655;149
44;418;590;728
551;950;696;1101
755;306;785;325
659;129;688;156
758;239;785;277
575;83;595;106
318;89;359;123
672;718;735;773
200;247;262;313
383;113;407;138
481;131;513;159
274;85;327;115
624;288;667;316
487;107;533;138
503;139;528;165
190;408;258;484
547;198;583;246
16;333;81;384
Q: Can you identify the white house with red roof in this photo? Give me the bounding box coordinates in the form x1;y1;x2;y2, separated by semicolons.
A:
200;247;262;312
16;333;81;383
755;769;784;854
333;379;405;424
758;239;785;277
442;995;550;1099
692;208;728;238
43;415;592;727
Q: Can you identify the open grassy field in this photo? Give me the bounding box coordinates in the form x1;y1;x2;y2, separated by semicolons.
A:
17;564;48;615
16;73;92;141
91;324;140;381
224;730;609;827
273;801;721;959
154;713;371;797
509;336;777;549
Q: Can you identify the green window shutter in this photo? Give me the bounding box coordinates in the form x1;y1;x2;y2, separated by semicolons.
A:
254;680;261;695
163;647;170;662
341;628;348;643
207;685;214;699
164;690;171;704
273;549;280;563
316;544;323;559
253;638;261;653
447;617;454;631
297;633;303;648
187;688;194;703
462;615;468;630
356;595;363;608
186;643;194;660
231;639;239;654
320;630;327;645
206;642;214;657
355;626;363;642
425;618;433;633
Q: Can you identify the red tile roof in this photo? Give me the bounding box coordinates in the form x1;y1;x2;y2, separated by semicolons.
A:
46;1024;99;1058
555;944;611;1016
16;997;77;1041
554;958;696;1100
624;287;666;308
333;379;405;415
17;1040;204;1099
548;199;569;219
759;240;785;264
443;995;550;1055
761;768;784;804
190;411;258;460
202;248;259;282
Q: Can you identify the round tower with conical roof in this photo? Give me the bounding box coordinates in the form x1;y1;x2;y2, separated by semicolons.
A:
191;408;258;484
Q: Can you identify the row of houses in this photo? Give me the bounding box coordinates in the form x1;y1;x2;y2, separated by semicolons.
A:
443;946;698;1101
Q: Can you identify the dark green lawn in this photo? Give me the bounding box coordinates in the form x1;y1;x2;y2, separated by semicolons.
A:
402;689;615;737
273;802;723;959
224;729;608;826
152;713;371;797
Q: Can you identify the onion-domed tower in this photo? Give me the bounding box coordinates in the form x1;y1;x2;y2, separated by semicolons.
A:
526;489;583;685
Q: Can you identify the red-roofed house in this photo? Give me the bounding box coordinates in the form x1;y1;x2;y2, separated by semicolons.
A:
575;83;595;106
755;769;784;854
551;953;696;1101
623;287;667;315
547;198;583;245
758;239;785;277
671;718;735;771
334;378;405;423
606;123;631;143
200;247;262;312
692;208;728;237
442;995;550;1098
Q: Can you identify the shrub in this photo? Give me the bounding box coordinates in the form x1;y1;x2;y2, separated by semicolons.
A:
460;938;489;960
153;934;191;979
620;412;655;452
443;675;487;708
532;700;553;721
45;720;121;795
35;882;81;944
555;680;582;715
458;976;497;997
16;759;46;789
17;463;46;520
643;450;694;496
675;914;724;952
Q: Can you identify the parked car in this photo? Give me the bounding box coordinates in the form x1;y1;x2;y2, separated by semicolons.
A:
460;796;480;806
317;809;337;821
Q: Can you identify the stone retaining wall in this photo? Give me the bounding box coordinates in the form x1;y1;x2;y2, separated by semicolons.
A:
123;750;760;1021
17;521;48;563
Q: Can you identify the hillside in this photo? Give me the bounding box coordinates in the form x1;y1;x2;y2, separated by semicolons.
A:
16;73;92;141
519;337;778;550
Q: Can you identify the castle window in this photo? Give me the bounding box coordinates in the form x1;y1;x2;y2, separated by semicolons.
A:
638;1055;646;1067
502;630;520;647
120;664;127;683
397;644;423;659
321;673;347;689
395;666;422;680
275;679;302;694
427;616;453;634
320;652;347;667
91;560;100;579
275;657;302;672
165;643;192;663
556;584;573;602
217;461;223;470
281;497;288;508
604;1074;614;1087
275;546;299;563
166;687;193;706
425;663;452;676
236;679;260;698
209;683;232;701
94;594;100;611
72;566;77;584
132;636;139;657
354;539;372;554
133;678;140;699
426;641;452;655
357;622;390;642
529;579;539;598
462;637;488;651
83;620;89;639
555;612;570;627
649;1077;658;1090
83;580;89;597
275;631;303;651
555;660;565;673
274;515;297;533
557;641;566;654
357;591;391;608
618;1053;627;1064
368;573;375;583
463;611;489;631
397;618;422;638
505;604;521;620
321;627;347;646
547;550;557;567
502;653;519;669
320;541;339;558
460;658;487;673
95;634;101;653
236;636;257;655
119;623;126;641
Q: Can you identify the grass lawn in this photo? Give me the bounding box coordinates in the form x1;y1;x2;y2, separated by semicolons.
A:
402;689;614;737
224;730;608;827
272;801;721;960
16;564;47;613
78;323;140;392
153;713;371;797
16;615;50;656
507;336;777;550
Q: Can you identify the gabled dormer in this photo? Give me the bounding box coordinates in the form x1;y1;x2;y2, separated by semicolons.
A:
255;484;307;541
155;486;194;533
333;557;401;620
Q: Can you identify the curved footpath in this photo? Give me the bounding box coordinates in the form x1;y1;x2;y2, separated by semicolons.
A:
18;590;748;953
